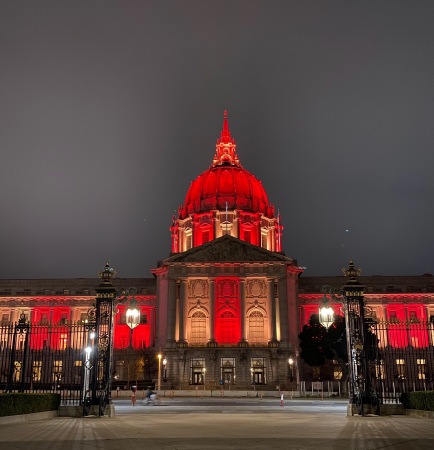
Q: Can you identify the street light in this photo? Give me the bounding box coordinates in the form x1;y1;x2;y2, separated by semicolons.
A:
319;287;335;329
125;293;140;348
163;358;167;382
87;264;143;416
288;357;294;382
318;261;380;416
157;353;162;391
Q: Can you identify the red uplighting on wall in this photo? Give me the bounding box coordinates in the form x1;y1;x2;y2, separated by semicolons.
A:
300;297;431;349
214;277;241;344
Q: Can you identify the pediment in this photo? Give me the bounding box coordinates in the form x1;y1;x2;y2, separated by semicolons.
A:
164;235;292;264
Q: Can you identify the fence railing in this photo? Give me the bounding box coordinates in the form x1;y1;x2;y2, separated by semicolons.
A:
0;321;90;405
371;319;434;403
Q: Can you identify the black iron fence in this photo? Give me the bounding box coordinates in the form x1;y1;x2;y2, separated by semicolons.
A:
0;318;90;405
371;319;434;403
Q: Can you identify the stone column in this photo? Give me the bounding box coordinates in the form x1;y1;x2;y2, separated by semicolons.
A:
179;279;187;343
274;278;281;342
149;307;156;347
208;279;216;345
166;279;177;347
240;280;247;342
268;279;277;342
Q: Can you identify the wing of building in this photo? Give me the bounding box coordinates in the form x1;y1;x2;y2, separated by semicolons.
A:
1;112;434;392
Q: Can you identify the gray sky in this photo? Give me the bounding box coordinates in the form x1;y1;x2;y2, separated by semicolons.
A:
1;1;433;279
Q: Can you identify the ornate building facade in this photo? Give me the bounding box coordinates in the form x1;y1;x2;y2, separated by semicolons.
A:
1;113;434;391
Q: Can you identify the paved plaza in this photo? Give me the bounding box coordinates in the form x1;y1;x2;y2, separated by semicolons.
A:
1;398;434;449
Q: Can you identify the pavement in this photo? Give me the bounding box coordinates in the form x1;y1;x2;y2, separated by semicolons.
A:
1;397;434;449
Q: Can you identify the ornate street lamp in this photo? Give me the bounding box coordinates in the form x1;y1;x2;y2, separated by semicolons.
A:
163;357;168;382
319;286;335;329
288;357;294;381
126;292;140;347
157;353;162;391
318;261;380;416
87;263;140;416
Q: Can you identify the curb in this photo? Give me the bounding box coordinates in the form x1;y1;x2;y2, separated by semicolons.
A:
0;410;58;425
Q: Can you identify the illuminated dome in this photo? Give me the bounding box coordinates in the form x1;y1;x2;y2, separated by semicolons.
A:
179;112;272;219
171;112;282;253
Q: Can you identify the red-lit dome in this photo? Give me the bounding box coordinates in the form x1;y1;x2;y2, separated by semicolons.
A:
179;112;273;219
180;166;272;219
171;112;282;254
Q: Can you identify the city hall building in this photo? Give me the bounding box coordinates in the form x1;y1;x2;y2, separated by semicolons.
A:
1;113;434;391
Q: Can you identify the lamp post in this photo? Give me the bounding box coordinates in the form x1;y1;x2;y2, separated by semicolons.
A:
318;261;379;416
163;357;167;382
157;353;162;391
87;263;141;416
288;357;294;382
294;351;300;392
125;292;140;347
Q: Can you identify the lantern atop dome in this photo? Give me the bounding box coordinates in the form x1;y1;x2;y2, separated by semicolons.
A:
212;110;240;167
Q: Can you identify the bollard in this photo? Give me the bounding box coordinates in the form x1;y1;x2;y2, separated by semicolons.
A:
280;393;284;407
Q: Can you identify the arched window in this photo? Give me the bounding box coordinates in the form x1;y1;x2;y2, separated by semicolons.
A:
190;311;207;343
249;311;265;343
217;310;238;344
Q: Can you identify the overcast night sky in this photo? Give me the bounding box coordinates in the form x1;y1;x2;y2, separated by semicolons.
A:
1;1;433;280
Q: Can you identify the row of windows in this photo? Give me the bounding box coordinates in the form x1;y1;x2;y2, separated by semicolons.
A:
12;359;82;383
333;358;429;381
188;357;267;385
189;310;266;343
0;311;149;326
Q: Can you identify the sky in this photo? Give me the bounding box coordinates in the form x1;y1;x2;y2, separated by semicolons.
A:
1;1;434;279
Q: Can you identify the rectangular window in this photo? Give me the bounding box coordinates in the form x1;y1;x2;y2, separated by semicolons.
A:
244;230;251;243
417;359;426;380
191;358;206;385
409;310;420;324
14;361;22;382
59;333;67;350
333;360;343;380
220;358;236;385
33;361;42;382
115;360;125;380
251;357;266;385
1;313;9;325
80;312;88;323
140;314;147;325
59;313;69;325
53;361;62;383
396;359;405;380
376;360;385;380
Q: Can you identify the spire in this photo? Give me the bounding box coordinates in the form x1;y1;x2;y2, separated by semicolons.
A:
221;110;231;142
212;110;240;167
